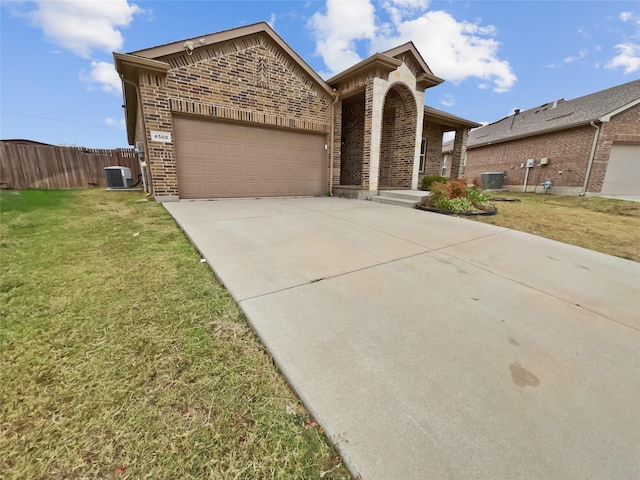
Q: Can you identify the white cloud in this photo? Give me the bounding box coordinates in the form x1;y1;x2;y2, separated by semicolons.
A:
606;43;640;73
577;26;590;38
374;10;516;92
619;11;639;24
309;1;516;92
563;49;588;64
25;0;142;58
83;60;122;95
546;48;588;69
440;94;455;108
268;12;277;28
382;0;429;24
308;0;377;75
105;117;126;129
605;11;640;74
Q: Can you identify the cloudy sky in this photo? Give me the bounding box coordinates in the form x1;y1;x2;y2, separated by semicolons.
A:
1;0;638;147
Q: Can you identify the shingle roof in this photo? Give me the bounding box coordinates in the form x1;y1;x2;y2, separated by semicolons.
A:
424;106;481;128
468;79;640;148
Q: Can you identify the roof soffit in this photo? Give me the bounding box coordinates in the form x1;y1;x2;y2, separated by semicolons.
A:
423;106;480;128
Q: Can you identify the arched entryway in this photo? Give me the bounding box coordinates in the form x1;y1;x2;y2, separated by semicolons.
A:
379;83;418;189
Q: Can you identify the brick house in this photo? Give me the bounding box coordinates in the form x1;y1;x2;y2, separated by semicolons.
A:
463;80;640;196
114;22;478;201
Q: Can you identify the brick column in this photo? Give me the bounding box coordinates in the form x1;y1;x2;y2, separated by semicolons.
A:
450;128;468;179
362;81;374;189
332;98;342;188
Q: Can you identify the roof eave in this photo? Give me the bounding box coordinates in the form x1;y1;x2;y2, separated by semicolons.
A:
113;52;170;75
417;73;444;89
326;54;402;86
600;97;640;122
113;53;170;145
423;107;480;129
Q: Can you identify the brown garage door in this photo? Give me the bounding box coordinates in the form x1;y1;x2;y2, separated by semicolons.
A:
173;116;327;198
601;143;640;195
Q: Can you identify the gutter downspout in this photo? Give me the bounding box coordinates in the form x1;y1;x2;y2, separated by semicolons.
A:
581;121;601;196
121;75;153;197
329;89;340;196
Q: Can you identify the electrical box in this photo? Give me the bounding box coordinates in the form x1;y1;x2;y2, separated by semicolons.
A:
539;157;549;165
526;159;535;168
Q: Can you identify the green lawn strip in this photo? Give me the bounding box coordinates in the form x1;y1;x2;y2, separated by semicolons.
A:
467;192;640;262
1;190;350;480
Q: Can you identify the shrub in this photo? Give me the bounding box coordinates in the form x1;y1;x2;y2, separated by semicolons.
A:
466;187;491;208
443;179;468;198
432;197;475;213
421;175;448;191
428;181;448;203
427;183;493;213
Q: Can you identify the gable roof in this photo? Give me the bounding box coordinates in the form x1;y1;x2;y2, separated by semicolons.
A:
468;79;640;148
382;42;435;76
124;21;333;97
327;42;444;88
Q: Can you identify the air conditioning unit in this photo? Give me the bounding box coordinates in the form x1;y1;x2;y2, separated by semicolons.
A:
104;166;133;188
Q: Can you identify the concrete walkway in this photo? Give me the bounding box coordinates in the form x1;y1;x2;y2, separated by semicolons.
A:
164;197;640;480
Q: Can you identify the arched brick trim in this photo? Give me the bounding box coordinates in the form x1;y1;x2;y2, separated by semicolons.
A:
378;82;418;189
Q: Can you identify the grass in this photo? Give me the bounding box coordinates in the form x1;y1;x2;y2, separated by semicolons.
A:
0;189;351;480
466;192;640;262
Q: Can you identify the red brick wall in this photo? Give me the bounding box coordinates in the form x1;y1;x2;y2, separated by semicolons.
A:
418;121;445;185
465;125;595;190
340;98;365;186
379;105;395;187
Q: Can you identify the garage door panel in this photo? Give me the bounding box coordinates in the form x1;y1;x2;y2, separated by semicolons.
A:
601;144;640;195
173;116;326;198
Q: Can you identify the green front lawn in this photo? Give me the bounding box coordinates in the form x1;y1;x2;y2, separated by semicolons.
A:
467;192;640;262
0;189;350;480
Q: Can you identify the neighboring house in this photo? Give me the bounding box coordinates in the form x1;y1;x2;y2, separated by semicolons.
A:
463;80;640;196
114;22;478;201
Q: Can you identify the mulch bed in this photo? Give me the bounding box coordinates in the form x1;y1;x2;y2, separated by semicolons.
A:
415;204;498;216
490;197;521;202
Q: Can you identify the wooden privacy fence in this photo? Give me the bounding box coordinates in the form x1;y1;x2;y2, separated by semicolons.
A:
0;142;140;189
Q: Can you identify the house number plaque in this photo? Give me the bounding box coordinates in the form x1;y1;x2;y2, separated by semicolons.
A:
150;131;172;143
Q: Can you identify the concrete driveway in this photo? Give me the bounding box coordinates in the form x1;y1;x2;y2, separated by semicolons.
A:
164;197;640;480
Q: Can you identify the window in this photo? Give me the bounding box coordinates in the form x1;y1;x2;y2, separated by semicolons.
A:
441;154;448;177
419;138;426;173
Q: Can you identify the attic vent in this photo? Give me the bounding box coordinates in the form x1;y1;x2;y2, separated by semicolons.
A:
546;112;574;121
256;56;269;88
